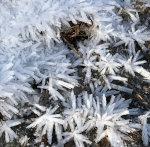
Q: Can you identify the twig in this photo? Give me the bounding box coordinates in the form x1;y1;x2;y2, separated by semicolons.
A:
60;32;82;57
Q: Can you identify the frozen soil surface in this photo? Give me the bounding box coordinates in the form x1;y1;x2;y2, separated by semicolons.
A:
0;1;150;147
0;65;149;147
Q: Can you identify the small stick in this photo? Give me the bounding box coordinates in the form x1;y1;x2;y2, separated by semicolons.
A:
60;32;82;57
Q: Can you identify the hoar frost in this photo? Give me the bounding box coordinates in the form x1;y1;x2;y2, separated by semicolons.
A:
0;0;150;146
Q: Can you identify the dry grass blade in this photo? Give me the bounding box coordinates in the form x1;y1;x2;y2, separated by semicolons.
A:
60;32;82;57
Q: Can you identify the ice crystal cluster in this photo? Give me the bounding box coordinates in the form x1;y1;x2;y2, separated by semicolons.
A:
0;0;150;146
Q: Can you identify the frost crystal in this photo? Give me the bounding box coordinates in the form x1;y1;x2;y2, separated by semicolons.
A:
139;111;150;146
27;105;64;144
0;120;21;143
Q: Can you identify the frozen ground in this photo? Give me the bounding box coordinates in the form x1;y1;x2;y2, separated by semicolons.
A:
0;0;150;147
